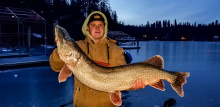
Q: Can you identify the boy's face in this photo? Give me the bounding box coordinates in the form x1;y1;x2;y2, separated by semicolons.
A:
88;21;105;42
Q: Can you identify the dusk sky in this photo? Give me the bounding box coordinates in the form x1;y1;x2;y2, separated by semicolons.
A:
109;0;220;25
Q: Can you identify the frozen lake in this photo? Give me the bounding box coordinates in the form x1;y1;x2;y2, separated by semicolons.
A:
124;41;220;107
0;41;220;107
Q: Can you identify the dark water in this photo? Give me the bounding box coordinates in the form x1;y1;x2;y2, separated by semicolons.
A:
0;41;220;107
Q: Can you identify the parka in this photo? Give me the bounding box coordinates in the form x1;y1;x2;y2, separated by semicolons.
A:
49;11;126;107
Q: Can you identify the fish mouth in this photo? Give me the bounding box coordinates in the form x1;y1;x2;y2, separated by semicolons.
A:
55;25;60;42
55;25;64;43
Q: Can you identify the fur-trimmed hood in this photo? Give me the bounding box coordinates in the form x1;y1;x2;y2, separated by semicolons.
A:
81;11;108;41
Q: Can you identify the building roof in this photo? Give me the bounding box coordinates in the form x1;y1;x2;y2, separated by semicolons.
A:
108;31;130;39
0;6;45;23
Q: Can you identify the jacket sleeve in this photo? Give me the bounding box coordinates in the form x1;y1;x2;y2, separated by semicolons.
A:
49;48;65;72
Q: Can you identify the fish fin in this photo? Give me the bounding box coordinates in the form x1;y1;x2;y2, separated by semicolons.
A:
150;79;165;91
58;64;72;83
170;72;190;97
143;55;164;69
110;91;122;106
131;79;146;90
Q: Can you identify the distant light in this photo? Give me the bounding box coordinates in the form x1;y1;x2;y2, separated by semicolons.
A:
143;35;147;38
12;15;15;18
155;37;158;39
181;36;186;40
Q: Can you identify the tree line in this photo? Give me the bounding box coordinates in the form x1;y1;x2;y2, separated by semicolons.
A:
1;0;220;45
121;19;220;41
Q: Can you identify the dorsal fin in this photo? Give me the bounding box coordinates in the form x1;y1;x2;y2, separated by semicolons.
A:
142;55;164;69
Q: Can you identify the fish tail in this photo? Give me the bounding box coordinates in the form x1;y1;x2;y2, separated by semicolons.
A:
170;72;190;97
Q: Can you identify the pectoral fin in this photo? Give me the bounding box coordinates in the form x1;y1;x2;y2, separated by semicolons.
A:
110;91;122;106
150;79;165;91
58;64;72;83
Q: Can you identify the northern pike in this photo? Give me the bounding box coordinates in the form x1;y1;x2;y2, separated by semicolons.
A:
55;25;190;106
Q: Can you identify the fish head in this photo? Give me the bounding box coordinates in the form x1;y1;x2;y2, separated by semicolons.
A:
55;25;81;64
55;25;68;43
